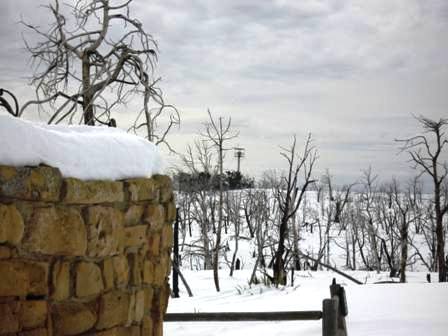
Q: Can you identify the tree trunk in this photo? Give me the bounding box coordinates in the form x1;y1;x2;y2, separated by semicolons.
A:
367;220;381;273
201;216;212;270
292;215;300;270
213;146;224;291
229;240;238;277
273;214;288;286
400;218;409;283
82;54;95;125
435;183;447;282
436;215;446;282
352;234;357;270
249;255;260;285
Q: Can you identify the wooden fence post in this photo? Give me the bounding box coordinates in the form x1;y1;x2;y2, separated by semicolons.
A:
326;278;348;336
322;297;338;336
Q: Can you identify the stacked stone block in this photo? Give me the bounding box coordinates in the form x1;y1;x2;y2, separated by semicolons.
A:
0;165;174;336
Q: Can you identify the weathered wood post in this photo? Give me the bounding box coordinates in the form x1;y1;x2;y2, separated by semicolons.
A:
323;278;348;336
322;297;338;336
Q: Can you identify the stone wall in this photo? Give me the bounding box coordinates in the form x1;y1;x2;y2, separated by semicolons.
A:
0;165;175;336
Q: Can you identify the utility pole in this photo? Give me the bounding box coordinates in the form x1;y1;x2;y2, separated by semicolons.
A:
234;147;245;173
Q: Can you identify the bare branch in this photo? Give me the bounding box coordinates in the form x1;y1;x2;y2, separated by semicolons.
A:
20;0;177;145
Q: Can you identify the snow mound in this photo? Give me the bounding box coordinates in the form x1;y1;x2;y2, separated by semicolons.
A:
0;115;164;180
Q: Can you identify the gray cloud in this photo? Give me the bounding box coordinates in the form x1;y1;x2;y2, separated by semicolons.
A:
1;0;447;185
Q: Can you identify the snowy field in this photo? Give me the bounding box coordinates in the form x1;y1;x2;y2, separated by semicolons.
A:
165;269;448;336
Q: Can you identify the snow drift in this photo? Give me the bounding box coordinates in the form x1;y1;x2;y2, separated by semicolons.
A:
0;115;164;180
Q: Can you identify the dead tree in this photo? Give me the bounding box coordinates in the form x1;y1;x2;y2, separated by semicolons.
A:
202;110;238;292
393;179;419;283
410;201;438;272
21;0;178;146
180;140;216;270
273;134;317;286
397;117;448;282
249;190;274;285
226;190;243;276
375;182;400;278
242;190;256;238
360;168;382;273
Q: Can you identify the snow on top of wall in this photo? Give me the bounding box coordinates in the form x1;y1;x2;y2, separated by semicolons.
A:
0;115;164;180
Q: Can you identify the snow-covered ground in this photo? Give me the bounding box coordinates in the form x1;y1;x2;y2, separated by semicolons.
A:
165;269;448;336
171;186;447;335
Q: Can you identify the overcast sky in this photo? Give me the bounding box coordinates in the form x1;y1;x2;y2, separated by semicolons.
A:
1;0;447;185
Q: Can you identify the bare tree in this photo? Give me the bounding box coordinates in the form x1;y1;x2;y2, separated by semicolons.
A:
249;189;278;285
180;140;216;271
397;117;448;282
409;198;438;272
225;190;243;276
393;178;420;283
359;168;382;273
317;172;356;269
273;134;317;286
21;0;179;146
242;189;257;238
202;110;238;292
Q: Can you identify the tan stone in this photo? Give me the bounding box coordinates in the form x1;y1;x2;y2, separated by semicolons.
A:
134;290;145;323
160;224;174;250
153;175;173;203
19;301;47;330
126;291;136;326
52;302;97;336
96;291;130;330
153;255;169;286
160;283;171;314
95;326;140;336
124;205;144;227
0;260;29;296
143;287;154;314
127;253;143;286
123;225;147;249
143;205;165;232
85;206;124;257
112;255;129;287
138;238;149;256
154;321;163;336
22;206;87;256
142;260;154;285
19;328;48;336
147;233;160;257
140;316;152;336
75;261;104;298
0;165;62;202
126;326;141;336
153;266;164;287
102;258;114;290
0;260;48;297
0;245;11;259
124;179;157;202
25;261;49;297
0;204;24;245
150;289;164;336
62;178;124;204
51;260;70;301
0;302;20;333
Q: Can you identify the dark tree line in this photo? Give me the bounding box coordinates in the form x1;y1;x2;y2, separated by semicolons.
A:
174;170;254;192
